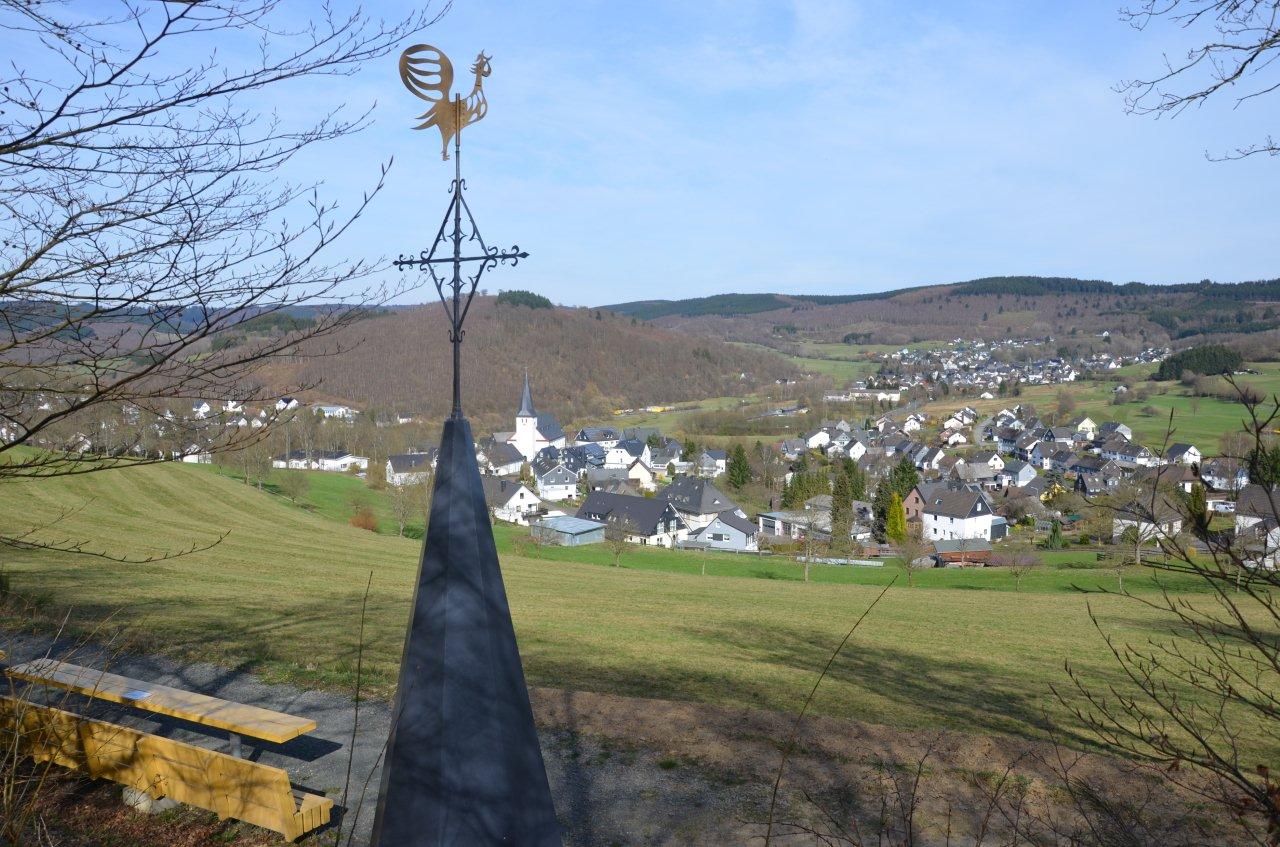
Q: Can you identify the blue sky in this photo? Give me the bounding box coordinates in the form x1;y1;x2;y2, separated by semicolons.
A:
285;0;1277;306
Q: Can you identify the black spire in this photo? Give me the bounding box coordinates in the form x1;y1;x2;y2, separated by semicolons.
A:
517;372;536;418
370;417;561;845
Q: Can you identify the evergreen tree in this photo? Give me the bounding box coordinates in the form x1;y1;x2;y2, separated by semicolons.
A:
831;471;853;524
885;492;908;544
727;444;752;490
1185;482;1210;538
842;458;867;501
1043;519;1066;550
872;482;894;541
1247;441;1280;489
889;456;920;499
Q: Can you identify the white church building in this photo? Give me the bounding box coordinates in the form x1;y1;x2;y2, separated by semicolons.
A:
506;375;566;462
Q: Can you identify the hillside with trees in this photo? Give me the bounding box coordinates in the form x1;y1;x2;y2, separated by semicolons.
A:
603;276;1280;351
254;297;795;427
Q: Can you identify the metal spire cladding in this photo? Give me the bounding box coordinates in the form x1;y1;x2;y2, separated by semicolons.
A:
369;417;561;845
372;45;560;846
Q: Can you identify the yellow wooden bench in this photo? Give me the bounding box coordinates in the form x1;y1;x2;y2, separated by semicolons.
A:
0;695;332;841
7;659;315;754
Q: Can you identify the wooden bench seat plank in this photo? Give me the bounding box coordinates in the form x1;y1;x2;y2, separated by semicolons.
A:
0;696;333;842
6;660;315;744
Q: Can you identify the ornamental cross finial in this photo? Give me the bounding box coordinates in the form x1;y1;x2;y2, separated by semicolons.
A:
393;45;526;419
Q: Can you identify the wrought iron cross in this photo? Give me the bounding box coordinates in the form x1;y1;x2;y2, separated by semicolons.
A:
394;46;526;419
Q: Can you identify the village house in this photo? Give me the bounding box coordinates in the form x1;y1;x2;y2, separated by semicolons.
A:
271;449;367;472
1165;443;1201;466
386;451;437;486
313;403;356;420
534;462;579;501
1201;457;1249;492
662;477;744;530
996;459;1036;489
583;467;638;495
1133;463;1198;494
1068;415;1098;438
756;510;872;544
971;450;1005;472
576;491;688;547
626;458;658;492
804;428;832;451
1076;469;1122;497
605;438;649;469
922;490;995;542
573;426;620;449
685;511;760;552
694;449;728;478
482;442;526;477
1101;440;1160;468
780;438;807;461
1112;500;1183;545
481;477;543;525
1235;485;1280;569
1096;421;1133;442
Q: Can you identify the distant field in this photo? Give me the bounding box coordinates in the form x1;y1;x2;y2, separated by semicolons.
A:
733;340;886;384
919;361;1279;448
2;461;1271;761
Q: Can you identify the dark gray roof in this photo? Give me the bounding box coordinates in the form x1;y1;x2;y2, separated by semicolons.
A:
480;476;535;508
662;476;739;517
1238;484;1280;520
517;373;536;417
713;510;758;535
924;489;989;520
576;491;681;535
388;452;435;474
486;442;526;468
536;463;577;485
577;443;607;464
535;412;564;442
614;438;645;457
575;426;619;442
534;444;590;475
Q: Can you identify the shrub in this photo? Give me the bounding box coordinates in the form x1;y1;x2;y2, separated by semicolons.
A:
349;508;378;532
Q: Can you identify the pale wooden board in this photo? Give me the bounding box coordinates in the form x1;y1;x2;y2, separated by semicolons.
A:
0;695;332;842
6;659;315;744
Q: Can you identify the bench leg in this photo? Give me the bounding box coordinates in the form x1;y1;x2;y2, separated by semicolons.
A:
227;731;242;758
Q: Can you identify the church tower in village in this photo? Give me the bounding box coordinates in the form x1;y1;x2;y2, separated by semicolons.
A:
506;373;565;462
512;373;540;460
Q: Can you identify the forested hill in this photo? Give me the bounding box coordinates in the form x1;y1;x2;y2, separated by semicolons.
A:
603;276;1280;320
602;276;1280;349
254;297;795;425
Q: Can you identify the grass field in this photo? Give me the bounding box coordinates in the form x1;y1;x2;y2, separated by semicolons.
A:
2;460;1272;761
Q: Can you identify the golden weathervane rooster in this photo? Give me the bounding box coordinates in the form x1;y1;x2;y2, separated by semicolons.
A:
398;44;491;160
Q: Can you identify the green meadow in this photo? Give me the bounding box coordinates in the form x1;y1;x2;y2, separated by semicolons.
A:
1;460;1271;761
